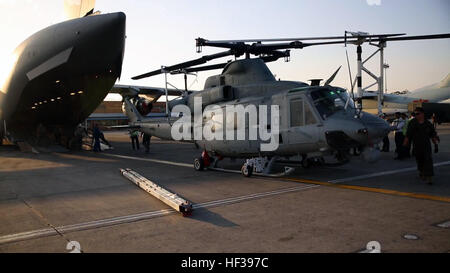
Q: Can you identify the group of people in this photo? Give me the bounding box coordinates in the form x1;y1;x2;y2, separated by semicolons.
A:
382;108;440;184
90;125;150;154
129;129;151;154
383;112;413;160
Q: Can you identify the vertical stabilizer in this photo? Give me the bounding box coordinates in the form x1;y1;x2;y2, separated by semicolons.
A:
64;0;96;19
123;98;143;123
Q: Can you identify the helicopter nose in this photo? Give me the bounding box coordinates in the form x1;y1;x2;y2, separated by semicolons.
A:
323;114;369;149
359;112;391;144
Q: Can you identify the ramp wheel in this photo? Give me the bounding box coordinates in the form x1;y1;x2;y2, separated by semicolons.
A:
194;157;204;171
241;164;253;177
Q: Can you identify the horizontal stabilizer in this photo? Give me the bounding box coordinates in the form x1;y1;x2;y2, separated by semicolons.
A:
111;84;193;101
108;125;141;130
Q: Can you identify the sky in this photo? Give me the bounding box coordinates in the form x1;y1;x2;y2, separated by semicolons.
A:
0;0;449;100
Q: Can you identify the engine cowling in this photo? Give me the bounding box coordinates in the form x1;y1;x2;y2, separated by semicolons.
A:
121;97;153;117
135;97;153;116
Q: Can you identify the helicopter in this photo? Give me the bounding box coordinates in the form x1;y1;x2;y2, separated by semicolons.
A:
115;33;448;177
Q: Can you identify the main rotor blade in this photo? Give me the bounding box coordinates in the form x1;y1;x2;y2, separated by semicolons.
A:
198;40;305;57
373;33;450;42
248;41;305;53
198;33;406;44
199;36;347;44
171;62;231;74
132;50;235;80
303;33;450;46
324;66;342;86
198;33;449;50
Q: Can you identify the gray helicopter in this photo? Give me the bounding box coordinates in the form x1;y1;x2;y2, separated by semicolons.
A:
116;35;424;177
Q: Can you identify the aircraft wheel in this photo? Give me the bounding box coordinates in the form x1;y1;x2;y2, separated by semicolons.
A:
301;158;310;169
336;151;349;163
241;164;253;177
318;157;325;165
194;157;204;171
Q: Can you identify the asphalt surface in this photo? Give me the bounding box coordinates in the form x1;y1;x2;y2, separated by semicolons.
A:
0;125;449;253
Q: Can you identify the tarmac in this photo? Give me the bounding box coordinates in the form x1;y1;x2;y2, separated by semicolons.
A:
0;124;449;253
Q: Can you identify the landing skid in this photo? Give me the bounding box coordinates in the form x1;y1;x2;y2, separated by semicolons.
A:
194;152;295;177
208;166;295;178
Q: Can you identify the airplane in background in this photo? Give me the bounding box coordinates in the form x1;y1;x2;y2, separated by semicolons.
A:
0;0;126;149
362;74;450;115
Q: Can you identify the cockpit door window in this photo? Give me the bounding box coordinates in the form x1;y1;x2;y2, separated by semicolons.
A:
290;99;304;127
304;101;318;125
290;99;318;127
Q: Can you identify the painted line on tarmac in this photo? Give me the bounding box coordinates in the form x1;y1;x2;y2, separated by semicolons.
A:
329;161;450;183
0;185;317;246
282;161;450;203
436;220;450;229
102;154;450;203
104;154;450;184
3;160;449;245
283;177;450;203
104;153;192;168
194;184;318;209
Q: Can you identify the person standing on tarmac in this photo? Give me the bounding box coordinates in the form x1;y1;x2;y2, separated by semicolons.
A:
432;113;438;129
403;107;440;185
401;113;411;157
405;112;416;157
142;133;151;154
130;129;140;150
93;124;101;152
391;112;406;159
381;114;390;152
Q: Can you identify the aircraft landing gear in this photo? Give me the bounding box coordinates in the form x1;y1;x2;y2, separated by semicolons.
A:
198;153;294;178
300;154;325;169
301;154;310;168
336;150;350;164
194;157;204;171
194;150;212;171
241;163;253;177
241;156;287;177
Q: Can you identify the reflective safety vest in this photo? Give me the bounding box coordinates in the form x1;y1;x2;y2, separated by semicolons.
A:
131;130;139;137
403;119;409;135
403;118;414;135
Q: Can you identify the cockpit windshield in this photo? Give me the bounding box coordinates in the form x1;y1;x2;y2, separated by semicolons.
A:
310;88;354;119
